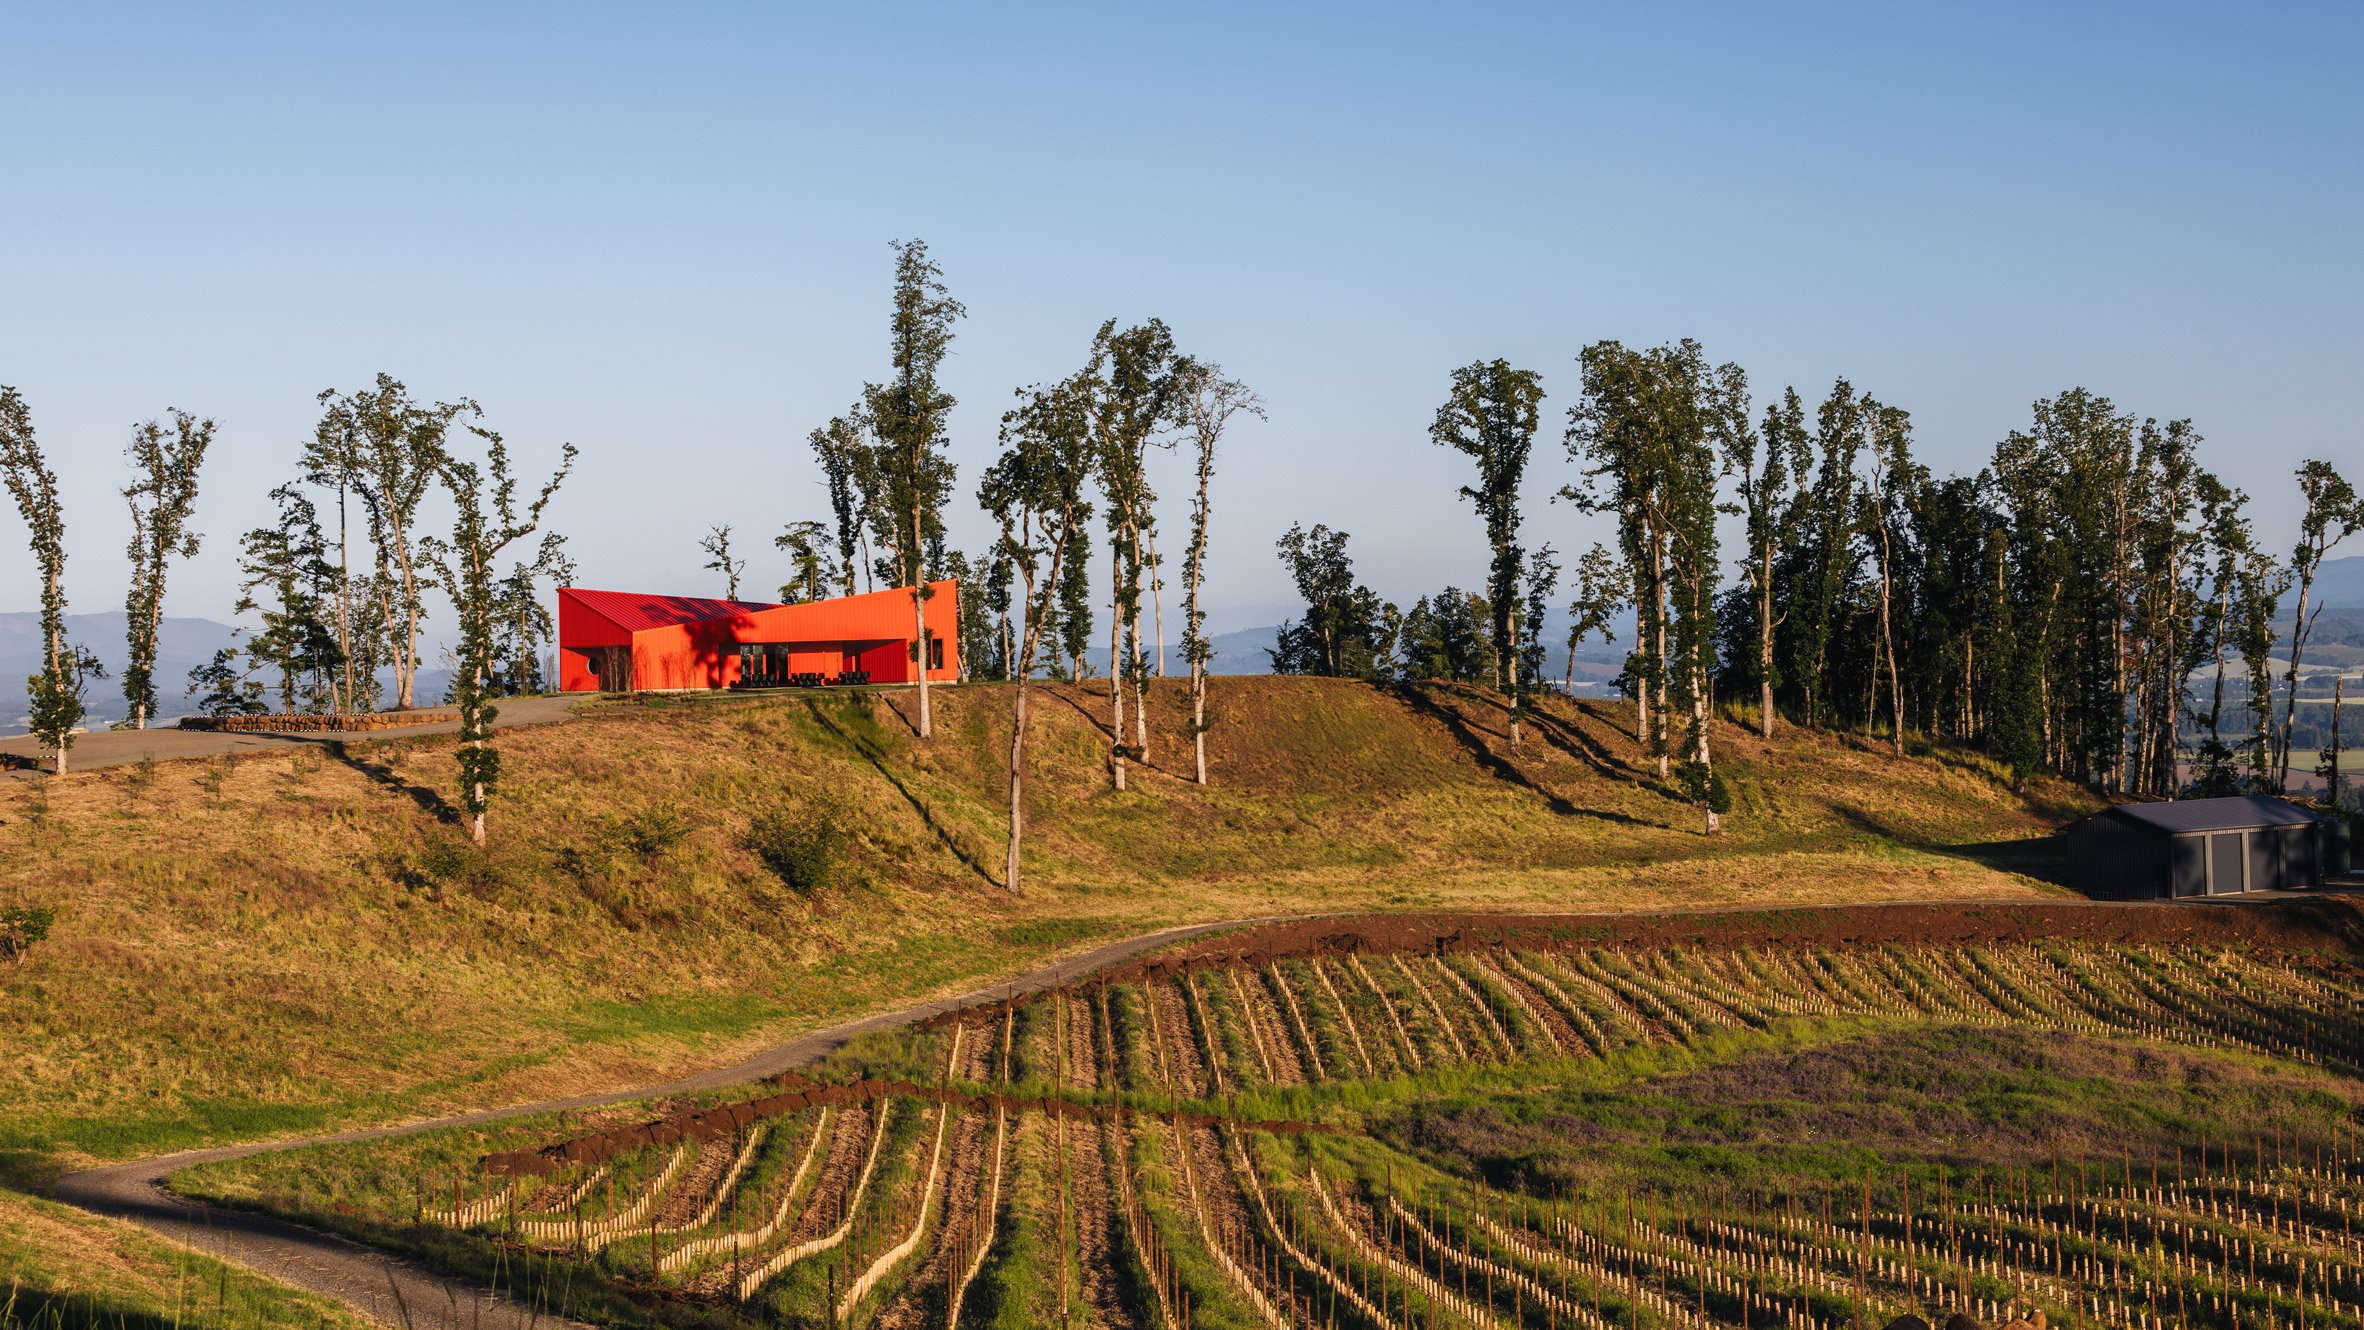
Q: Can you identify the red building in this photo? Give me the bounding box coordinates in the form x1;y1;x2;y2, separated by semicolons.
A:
557;582;960;693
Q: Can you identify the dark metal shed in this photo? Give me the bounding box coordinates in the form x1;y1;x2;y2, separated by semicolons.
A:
2067;796;2322;898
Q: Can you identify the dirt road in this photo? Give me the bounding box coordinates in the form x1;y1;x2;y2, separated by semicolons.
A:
0;695;583;779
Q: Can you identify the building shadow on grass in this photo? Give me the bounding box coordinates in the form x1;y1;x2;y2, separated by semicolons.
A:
328;741;461;825
1830;801;2081;892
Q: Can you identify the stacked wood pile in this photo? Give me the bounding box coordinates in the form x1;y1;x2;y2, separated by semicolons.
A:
177;711;458;733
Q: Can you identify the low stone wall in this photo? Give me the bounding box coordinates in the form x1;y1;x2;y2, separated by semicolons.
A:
176;711;459;733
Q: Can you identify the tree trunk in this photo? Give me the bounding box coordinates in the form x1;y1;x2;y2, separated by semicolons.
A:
1146;524;1166;680
1875;509;1904;758
1108;540;1126;792
1192;660;1207;786
912;507;932;740
1128;524;1148;763
337;483;355;715
2279;565;2317;793
1006;673;1028;890
1758;542;1777;740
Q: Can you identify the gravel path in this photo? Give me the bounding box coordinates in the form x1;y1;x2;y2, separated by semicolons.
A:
52;917;1257;1330
0;694;585;778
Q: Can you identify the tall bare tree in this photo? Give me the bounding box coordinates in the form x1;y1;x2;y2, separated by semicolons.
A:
1080;319;1191;787
120;409;214;728
314;375;471;710
981;377;1094;890
432;425;575;847
2276;460;2364;790
701;523;746;599
1176;365;1262;785
863;239;963;740
1734;388;1810;737
1861;398;1918;758
1;387;102;774
1432;359;1545;744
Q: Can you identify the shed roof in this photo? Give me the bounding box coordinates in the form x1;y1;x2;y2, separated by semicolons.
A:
2102;795;2318;834
562;587;779;634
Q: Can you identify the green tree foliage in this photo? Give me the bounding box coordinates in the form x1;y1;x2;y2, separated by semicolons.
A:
863;238;964;740
981;374;1095;889
1430;359;1545;713
185;647;265;718
2274;460;2364;790
236;484;344;713
1517;544;1561;700
120;409;213;729
1567;339;1734;801
1177;365;1261;785
1397;588;1489;683
494;532;572;695
939;548;999;682
807;415;879;596
432;426;575;846
312;375;473;710
1726;387;1811;737
1561;543;1627;690
1;386;103;774
1078;318;1193;785
0;904;56;965
774;519;838;604
1270;523;1398;680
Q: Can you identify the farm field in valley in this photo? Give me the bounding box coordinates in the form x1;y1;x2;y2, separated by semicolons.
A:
177;904;2364;1330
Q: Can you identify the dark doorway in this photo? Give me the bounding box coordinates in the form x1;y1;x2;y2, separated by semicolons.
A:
2169;836;2206;897
2208;831;2246;894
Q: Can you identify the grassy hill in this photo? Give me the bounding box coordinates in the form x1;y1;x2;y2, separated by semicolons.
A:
0;676;2093;1314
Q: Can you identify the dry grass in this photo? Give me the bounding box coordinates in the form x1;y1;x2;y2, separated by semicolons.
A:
0;678;2087;1178
0;1190;373;1330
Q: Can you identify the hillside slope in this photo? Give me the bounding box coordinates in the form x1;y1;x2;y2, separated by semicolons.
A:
0;676;2090;1176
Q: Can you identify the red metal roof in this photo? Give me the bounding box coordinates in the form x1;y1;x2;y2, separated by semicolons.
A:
560;587;782;634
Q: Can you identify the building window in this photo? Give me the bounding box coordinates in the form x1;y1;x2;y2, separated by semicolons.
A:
929;637;944;671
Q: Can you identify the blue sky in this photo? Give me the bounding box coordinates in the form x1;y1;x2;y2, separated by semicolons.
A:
2;4;2357;633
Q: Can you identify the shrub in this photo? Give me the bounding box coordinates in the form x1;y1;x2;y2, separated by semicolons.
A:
744;803;842;892
0;905;56;964
621;807;691;858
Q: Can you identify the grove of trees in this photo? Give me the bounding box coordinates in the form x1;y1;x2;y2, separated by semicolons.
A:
7;252;2359;861
1264;339;2363;828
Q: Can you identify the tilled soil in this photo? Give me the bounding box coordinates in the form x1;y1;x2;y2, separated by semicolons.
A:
1067;1116;1144;1330
1150;979;1212;1100
1074;899;2364;998
1471;954;1585;1058
652;1137;731;1227
790;1103;876;1243
1224;966;1306;1086
1063;993;1102;1093
869;1107;990;1330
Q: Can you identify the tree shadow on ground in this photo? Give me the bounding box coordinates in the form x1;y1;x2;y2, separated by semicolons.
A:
1829;801;2081;892
327;742;460;825
804;698;999;889
1386;682;1656;827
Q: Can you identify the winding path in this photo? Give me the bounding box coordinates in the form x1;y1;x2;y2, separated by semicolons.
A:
52;917;1258;1330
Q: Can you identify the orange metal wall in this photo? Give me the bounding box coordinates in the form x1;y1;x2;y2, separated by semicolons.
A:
559;582;960;692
